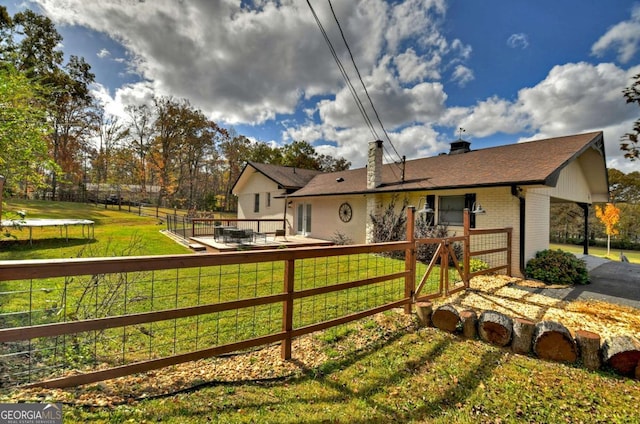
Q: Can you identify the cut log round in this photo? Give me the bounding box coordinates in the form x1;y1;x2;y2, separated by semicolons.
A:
511;318;536;354
602;335;640;376
575;330;601;371
432;304;460;333
460;310;477;339
533;321;577;363
416;301;433;327
478;310;513;347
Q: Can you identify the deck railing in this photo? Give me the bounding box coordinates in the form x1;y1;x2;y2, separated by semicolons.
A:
165;216;286;240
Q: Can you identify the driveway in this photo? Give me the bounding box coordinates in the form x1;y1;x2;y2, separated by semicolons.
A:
520;255;640;309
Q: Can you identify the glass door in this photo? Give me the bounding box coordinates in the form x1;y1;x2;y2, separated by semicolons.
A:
296;203;312;235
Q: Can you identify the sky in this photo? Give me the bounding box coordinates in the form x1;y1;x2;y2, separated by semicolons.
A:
3;0;640;172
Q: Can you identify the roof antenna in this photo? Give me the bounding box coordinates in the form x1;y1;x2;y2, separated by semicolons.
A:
401;155;406;183
458;127;466;140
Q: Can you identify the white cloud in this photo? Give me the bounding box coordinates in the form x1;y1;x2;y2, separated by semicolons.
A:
438;62;640;172
35;0;388;125
446;96;527;137
507;33;529;49
91;81;155;120
97;48;110;58
591;4;640;63
517;62;636;134
385;0;446;52
317;56;447;130
394;48;440;83
451;65;474;87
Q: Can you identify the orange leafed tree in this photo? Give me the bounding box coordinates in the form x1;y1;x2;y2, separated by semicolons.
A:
595;203;621;257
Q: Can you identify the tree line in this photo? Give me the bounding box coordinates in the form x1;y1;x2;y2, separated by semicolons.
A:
551;169;640;249
0;7;349;212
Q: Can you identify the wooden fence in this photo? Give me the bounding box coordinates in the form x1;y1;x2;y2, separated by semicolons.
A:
0;209;511;389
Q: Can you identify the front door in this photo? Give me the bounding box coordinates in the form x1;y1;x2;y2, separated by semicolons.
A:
296;203;312;236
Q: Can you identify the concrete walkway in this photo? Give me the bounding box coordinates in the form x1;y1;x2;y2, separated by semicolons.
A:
520;254;640;309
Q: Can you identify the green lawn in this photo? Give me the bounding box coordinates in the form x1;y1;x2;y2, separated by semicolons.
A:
550;242;640;264
43;315;640;423
1;199;191;260
1;201;638;423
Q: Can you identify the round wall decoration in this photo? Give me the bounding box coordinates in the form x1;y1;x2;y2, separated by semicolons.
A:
339;202;353;222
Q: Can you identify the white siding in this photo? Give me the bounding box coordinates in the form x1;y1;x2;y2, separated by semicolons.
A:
236;172;286;221
525;189;550;265
547;161;592;203
292;196;367;243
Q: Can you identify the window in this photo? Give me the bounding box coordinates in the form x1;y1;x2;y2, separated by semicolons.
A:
254;193;260;213
266;192;271;208
438;195;465;226
438;193;476;227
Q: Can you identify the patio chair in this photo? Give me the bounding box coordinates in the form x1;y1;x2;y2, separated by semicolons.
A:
240;229;254;243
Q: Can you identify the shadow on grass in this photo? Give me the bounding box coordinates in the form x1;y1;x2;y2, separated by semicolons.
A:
128;329;507;423
0;238;97;252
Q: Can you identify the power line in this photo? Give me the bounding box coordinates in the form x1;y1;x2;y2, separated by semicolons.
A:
326;0;403;164
306;0;379;141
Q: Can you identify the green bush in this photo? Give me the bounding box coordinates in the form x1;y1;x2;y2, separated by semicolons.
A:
525;249;589;285
468;258;490;274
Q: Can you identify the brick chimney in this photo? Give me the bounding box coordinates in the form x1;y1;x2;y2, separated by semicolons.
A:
367;140;383;189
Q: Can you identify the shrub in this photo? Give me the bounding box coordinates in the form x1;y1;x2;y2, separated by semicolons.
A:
525;249;589;285
468;258;490;274
331;231;353;246
414;218;462;265
369;195;408;260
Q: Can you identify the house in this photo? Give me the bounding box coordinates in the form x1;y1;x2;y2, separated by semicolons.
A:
233;132;609;276
232;161;322;225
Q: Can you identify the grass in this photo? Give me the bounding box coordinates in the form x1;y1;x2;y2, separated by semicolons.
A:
1;199;191;260
1;200;638;422
1;199;443;387
51;316;640;423
550;242;640;264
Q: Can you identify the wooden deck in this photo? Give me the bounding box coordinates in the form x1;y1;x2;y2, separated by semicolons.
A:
189;234;334;252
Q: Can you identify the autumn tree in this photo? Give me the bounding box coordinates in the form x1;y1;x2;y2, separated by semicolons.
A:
219;131;253;211
125;104;155;196
280;140;321;169
0;65;56;197
0;8;98;200
174;107;226;209
595;203;621;257
621;73;640;160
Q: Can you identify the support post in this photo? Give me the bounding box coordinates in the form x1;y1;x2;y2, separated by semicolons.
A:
405;206;416;314
463;209;470;286
579;203;589;255
281;258;295;359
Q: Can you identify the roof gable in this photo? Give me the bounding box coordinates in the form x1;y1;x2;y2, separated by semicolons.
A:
231;162;323;194
289;132;607;197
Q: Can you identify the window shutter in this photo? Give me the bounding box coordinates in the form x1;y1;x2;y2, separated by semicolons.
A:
465;193;476;228
426;195;435;211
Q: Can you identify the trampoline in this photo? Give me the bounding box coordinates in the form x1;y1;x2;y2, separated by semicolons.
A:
1;218;95;245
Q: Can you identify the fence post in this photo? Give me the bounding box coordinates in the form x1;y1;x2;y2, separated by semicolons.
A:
281;258;295;360
463;209;470;287
506;228;513;277
405;206;416;314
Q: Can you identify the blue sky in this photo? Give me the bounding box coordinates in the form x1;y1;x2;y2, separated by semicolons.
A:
4;0;640;171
